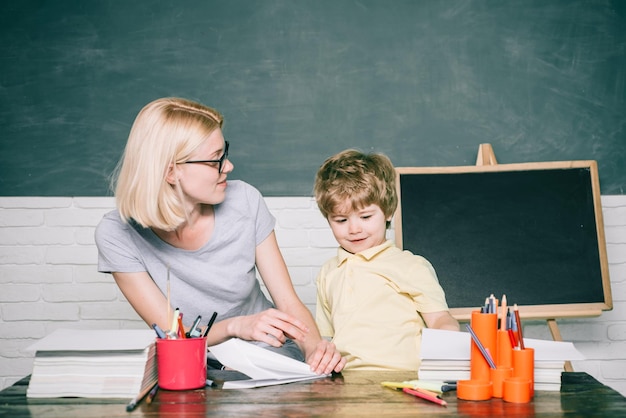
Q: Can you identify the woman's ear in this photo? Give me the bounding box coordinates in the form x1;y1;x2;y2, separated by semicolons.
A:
165;163;178;185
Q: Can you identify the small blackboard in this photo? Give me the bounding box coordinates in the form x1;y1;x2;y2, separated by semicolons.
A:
394;148;612;321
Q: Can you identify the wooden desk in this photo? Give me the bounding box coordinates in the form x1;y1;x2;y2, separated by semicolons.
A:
1;371;625;417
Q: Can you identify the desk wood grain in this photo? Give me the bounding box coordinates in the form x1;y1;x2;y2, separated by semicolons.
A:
1;371;625;417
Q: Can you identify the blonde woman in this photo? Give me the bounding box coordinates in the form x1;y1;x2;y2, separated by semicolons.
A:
95;97;345;374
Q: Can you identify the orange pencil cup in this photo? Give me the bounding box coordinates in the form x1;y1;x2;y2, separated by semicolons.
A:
156;337;207;390
496;329;513;368
490;367;512;398
469;311;497;382
503;376;532;403
512;347;535;398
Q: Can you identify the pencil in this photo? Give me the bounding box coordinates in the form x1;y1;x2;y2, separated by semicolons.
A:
465;324;496;369
146;384;159;405
500;294;507;331
126;381;158;412
514;304;525;349
403;387;447;406
166;264;171;333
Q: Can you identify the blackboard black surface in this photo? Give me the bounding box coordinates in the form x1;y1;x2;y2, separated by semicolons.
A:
395;160;612;320
1;1;625;196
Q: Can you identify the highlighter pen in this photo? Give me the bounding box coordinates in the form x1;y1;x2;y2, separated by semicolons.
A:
403;387;447;407
168;308;180;339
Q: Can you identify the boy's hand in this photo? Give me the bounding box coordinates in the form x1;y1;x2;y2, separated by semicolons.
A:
305;339;346;375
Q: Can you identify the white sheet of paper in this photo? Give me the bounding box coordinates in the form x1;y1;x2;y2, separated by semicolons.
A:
208;338;328;388
421;328;585;361
25;329;156;353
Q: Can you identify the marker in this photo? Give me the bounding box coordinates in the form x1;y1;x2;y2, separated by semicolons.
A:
403;387;447;406
201;311;218;338
441;383;457;392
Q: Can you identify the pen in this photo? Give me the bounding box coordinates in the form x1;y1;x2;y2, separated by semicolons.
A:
466;324;496;369
188;315;203;338
403;387;447;406
152;323;166;339
201;311;218;338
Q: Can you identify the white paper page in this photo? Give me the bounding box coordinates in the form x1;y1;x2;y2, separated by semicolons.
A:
223;374;328;389
208;338;321;380
421;328;585;361
25;329;156;353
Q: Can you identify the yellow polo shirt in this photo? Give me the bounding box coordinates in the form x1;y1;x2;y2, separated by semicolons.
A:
315;240;450;371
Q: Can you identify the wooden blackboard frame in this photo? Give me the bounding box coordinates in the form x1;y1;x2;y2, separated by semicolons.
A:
394;145;612;323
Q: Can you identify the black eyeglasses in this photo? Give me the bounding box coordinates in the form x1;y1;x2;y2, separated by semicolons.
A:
183;141;230;173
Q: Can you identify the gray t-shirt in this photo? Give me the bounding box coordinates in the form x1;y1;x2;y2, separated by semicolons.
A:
95;180;275;328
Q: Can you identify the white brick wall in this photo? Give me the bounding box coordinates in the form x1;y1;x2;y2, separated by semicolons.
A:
0;195;624;396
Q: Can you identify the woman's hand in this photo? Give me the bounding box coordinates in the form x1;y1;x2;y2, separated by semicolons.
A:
305;339;346;375
228;308;309;347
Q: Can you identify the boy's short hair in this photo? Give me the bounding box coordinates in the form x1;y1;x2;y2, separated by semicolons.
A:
314;149;398;226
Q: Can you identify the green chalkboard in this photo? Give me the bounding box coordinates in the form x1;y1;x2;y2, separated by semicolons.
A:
395;159;612;321
0;1;625;196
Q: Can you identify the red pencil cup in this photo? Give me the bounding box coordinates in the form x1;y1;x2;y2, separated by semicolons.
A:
156;337;207;390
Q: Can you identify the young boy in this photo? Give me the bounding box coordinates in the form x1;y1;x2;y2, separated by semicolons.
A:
313;149;459;371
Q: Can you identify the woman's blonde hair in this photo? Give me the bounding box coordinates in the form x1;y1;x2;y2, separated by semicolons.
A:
112;97;223;230
314;149;398;228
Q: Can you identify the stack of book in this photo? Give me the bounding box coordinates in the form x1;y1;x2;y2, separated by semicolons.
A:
419;329;585;391
26;329;157;399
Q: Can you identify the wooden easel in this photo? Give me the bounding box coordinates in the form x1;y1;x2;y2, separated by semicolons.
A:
475;144;574;372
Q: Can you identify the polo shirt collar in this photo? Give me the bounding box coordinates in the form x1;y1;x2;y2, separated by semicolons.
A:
336;240;394;265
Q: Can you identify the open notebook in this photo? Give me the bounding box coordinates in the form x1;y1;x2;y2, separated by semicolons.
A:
209;338;329;389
